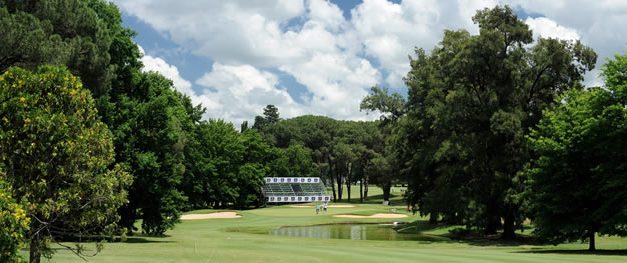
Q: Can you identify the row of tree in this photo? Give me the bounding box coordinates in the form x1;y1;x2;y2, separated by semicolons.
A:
361;6;626;250
0;1;305;261
253;110;390;203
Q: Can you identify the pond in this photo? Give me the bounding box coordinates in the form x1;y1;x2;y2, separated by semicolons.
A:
269;223;440;241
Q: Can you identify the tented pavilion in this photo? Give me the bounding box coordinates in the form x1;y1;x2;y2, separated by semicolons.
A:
262;177;330;203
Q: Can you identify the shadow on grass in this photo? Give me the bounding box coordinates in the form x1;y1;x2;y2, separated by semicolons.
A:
342;193;406;206
514;249;627;256
121;237;174;244
129;233;172;238
394;220;549;247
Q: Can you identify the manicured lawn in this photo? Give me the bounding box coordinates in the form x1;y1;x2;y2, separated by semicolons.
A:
39;189;626;262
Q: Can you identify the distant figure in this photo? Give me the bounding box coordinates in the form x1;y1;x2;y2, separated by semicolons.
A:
322;202;328;213
315;204;320;214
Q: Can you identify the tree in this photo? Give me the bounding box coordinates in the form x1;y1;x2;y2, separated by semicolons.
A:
361;87;405;203
253;104;281;130
525;52;627;251
117;73;192;235
360;86;405;124
393;5;596;238
1;0;211;237
0;66;131;263
0;0;123;97
0;177;29;263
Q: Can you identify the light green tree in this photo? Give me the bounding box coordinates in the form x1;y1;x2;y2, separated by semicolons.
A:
0;67;131;263
525;52;627;251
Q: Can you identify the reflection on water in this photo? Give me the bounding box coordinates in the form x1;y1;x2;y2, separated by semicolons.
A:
270;224;425;241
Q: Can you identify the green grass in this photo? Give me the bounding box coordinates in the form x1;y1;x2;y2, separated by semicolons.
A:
37;189;627;262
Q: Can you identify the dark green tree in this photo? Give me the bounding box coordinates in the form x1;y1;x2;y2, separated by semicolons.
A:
384;5;596;238
253;104;281;131
116;73;192;235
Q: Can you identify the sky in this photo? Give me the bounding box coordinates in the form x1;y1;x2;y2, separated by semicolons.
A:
111;0;627;126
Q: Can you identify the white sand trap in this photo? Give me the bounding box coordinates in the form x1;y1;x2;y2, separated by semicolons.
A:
333;213;408;219
181;212;241;220
290;205;356;208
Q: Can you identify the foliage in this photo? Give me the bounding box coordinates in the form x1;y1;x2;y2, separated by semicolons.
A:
0;66;131;262
0;177;29;263
257;112;388;202
369;5;597;238
115;72;195;235
180;120;275;210
525;52;627;250
253;104;281;131
0;0;129;97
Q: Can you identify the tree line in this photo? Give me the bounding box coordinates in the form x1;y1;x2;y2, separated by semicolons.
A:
361;6;626;250
0;0;310;261
1;1;625;262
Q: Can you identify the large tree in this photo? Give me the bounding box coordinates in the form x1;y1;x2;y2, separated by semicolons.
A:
0;66;131;263
116;72;194;235
392;5;596;238
525;52;627;251
0;0;204;236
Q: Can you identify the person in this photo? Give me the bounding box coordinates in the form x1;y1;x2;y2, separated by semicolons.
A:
322;202;327;213
315;204;320;214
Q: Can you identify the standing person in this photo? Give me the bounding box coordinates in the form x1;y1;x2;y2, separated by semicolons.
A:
323;202;328;213
315;204;320;214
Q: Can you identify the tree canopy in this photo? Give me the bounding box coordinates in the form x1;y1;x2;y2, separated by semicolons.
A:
363;5;597;239
524;52;627;250
0;66;131;262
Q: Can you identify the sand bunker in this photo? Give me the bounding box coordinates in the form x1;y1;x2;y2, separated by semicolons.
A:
333;213;408;219
290;205;355;208
181;212;241;220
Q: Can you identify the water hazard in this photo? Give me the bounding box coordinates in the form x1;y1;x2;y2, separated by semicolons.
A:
270;223;439;241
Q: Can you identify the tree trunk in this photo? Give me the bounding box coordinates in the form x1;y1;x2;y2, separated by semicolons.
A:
589;231;596;251
501;206;516;240
359;177;363;203
29;222;42;263
346;162;352;202
429;213;438;224
336;173;343;201
364;175;369;200
484;201;500;235
328;163;336;202
382;182;391;202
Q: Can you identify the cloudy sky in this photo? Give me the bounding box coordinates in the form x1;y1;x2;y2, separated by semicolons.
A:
112;0;627;125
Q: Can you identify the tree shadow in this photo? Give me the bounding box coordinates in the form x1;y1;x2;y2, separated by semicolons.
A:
120;237;174;244
128;232;172;238
397;221;547;247
514;249;627;256
344;193;405;205
395;221;450;233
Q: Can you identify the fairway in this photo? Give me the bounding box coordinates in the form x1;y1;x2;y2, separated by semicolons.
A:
46;201;627;262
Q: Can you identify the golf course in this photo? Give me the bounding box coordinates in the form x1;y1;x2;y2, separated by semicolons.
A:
2;1;627;262
45;189;627;263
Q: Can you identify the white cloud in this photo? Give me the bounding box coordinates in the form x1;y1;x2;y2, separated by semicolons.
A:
116;0;627;123
525;17;579;41
196;63;303;125
139;46;303;125
139;47;195;97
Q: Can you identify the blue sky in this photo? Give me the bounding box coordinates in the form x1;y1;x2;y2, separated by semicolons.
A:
113;0;627;126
